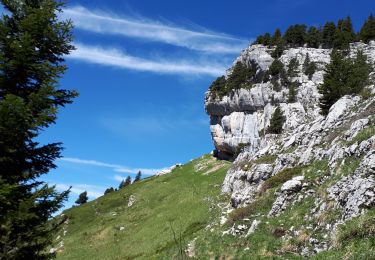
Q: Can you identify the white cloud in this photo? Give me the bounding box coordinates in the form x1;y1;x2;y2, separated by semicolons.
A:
68;43;227;76
54;183;105;199
63;6;248;54
58;157;163;175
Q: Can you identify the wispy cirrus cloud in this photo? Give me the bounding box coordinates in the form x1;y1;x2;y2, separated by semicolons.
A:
58;157;164;175
54;183;105;199
63;6;248;54
68;43;227;76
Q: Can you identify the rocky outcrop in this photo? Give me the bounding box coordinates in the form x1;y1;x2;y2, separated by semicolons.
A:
205;41;375;158
206;41;375;256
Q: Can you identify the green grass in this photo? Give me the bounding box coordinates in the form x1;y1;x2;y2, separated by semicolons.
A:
54;155;231;260
54;154;375;259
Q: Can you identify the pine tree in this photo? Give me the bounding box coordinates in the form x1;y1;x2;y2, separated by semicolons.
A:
134;171;142;183
303;53;317;80
319;50;372;115
124;176;132;186
104;187;114;195
271;28;282;46
322;22;336;48
209;76;226;98
0;1;76;259
287;57;300;78
268;106;285;134
333;17;356;49
226;62;255;90
347;50;372;95
306;26;322;48
271;40;285;58
75;191;88;205
318;50;351;115
284;24;307;47
360;14;375;43
288;82;299;103
119;180;125;189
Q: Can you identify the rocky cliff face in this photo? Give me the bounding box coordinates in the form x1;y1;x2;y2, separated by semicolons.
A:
205;41;375;256
206;42;375;158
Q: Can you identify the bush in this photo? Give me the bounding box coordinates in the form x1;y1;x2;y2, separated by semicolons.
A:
259;166;306;194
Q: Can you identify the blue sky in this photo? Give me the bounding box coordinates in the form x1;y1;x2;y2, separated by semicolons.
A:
24;0;374;208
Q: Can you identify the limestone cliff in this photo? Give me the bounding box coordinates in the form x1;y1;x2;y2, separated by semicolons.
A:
205;41;375;256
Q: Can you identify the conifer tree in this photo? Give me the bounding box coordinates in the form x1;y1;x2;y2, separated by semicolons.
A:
306;26;322;48
271;28;282;46
322;22;336;48
333;17;356;49
226;62;255;90
303;53;317;80
134;171;142;183
0;1;76;258
271;40;285;58
104;187;115;195
284;24;307;47
124;176;132;186
268;106;285;134
287;57;300;78
360;14;375;43
288;82;298;103
75;191;88;205
319;50;372;115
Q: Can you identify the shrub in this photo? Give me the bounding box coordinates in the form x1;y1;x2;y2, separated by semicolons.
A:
259;166;306;194
303;53;317;80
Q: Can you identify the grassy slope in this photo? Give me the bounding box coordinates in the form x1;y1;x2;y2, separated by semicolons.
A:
55;153;375;259
55;155;231;260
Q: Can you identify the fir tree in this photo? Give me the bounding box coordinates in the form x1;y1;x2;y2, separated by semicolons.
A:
306;26;322;48
333;17;356;49
268;106;285;134
104;187;114;195
347;50;373;95
75;191;88;205
124;176;132;186
134;171;142;183
288;81;299;103
284;24;307;47
287;57;300;78
271;40;285;58
322;22;336;48
0;1;76;259
360;14;375;43
271;28;282;46
209;76;226;98
226;62;255;90
303;53;317;80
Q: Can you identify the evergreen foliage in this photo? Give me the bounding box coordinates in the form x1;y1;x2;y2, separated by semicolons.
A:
284;24;307;47
208;76;226;98
318;50;372;115
288;81;299;103
333;17;356;49
322;22;336;48
134;171;142;183
306;26;322;48
267;106;285;134
287;57;300;78
0;1;76;259
360;14;375;43
303;53;317;80
209;61;260;98
271;29;282;46
75;191;88;205
119;176;132;189
104;187;114;195
252;16;373;49
271;40;285;58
